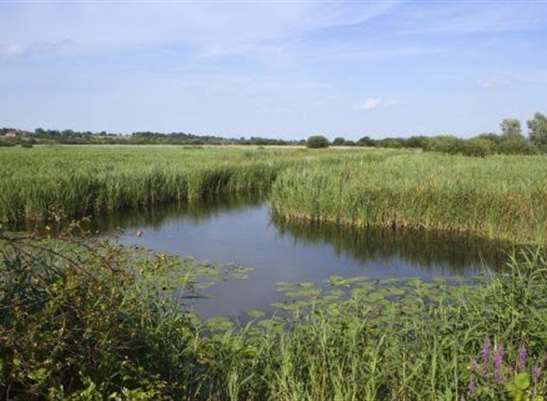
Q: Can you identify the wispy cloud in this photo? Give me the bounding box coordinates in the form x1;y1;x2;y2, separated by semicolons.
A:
397;2;547;34
478;70;547;89
0;40;74;58
0;2;399;59
355;97;400;111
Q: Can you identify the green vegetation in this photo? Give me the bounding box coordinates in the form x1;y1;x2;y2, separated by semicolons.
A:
306;135;330;149
1;143;546;400
528;113;547;148
2;147;547;246
271;152;547;245
1;232;545;401
0;146;349;225
2;112;546;155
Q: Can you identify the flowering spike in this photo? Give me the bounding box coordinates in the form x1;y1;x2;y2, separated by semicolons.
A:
493;343;505;384
517;345;527;371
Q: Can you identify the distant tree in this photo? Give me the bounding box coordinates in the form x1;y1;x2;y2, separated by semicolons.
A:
376;138;404;148
527;112;547;147
306;135;330;149
357;136;376;147
405;136;427;148
476;132;502;145
332;137;345;146
500;119;523;140
460;138;494;158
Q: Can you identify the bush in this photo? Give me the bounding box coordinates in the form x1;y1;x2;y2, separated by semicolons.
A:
306;135;330;149
0;139;15;147
459;138;494;157
356;136;376;147
376;138;404;148
497;137;539;155
332;137;345;146
405;136;428;148
0;234;197;400
20;143;33;148
422;135;460;153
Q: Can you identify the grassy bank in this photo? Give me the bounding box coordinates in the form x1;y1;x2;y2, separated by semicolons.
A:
1;234;545;401
2;146;547;245
271;152;547;245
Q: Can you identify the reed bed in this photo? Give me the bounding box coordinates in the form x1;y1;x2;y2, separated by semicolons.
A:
3;146;547;245
271;152;547;245
0;146;350;224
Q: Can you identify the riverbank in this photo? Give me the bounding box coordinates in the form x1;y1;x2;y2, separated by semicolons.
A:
1;234;545;400
1;146;546;245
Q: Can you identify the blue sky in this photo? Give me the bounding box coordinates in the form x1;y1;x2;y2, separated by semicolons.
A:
1;1;546;140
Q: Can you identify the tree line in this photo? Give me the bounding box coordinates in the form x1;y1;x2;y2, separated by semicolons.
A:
0;128;304;146
313;112;547;156
2;112;546;156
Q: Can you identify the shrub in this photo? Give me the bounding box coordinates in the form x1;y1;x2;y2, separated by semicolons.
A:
0;139;15;147
356;136;376;147
459;138;494;157
498;137;539;155
376;137;404;148
0;234;197;400
422;135;460;153
405;136;428;148
332;137;345;146
20;143;33;148
306;135;330;149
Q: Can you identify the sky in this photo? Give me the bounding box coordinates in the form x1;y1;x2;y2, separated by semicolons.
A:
1;0;547;140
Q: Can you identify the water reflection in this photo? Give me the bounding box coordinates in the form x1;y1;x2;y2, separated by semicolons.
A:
92;197;510;318
274;218;509;273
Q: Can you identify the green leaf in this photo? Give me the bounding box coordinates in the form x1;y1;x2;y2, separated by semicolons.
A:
514;372;530;390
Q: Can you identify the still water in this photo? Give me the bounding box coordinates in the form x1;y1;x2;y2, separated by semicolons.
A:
96;198;506;319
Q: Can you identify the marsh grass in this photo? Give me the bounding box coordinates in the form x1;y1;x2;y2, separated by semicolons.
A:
5;146;545;245
271;153;547;245
0;146;343;224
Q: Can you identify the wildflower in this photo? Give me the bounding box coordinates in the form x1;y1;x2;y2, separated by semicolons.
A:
493;343;505;384
470;358;480;373
468;378;477;394
517;345;527;371
481;336;491;365
532;366;542;385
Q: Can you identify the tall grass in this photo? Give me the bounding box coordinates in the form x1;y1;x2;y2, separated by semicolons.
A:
3;146;547;245
271;152;547;245
0;146;348;224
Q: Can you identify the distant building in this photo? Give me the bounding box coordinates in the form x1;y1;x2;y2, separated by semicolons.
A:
3;131;17;138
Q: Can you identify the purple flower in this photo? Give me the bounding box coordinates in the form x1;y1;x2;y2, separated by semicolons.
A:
470;358;480;373
481;336;491;366
532;366;542;385
468;378;477;394
517;345;527;370
493;343;505;384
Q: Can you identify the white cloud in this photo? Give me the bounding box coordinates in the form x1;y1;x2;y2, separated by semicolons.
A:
363;97;383;110
478;76;514;89
478;70;547;89
0;40;74;58
398;2;547;34
355;97;400;111
0;2;400;58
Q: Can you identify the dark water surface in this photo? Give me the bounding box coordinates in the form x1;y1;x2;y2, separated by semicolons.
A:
96;198;507;319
